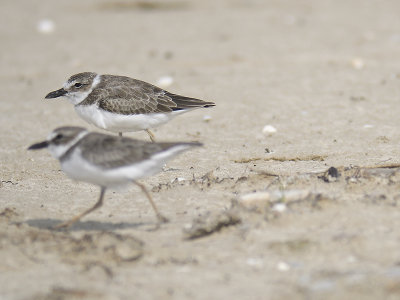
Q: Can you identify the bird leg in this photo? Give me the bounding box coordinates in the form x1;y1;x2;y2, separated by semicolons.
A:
119;132;123;137
54;187;106;229
134;181;168;224
145;129;156;142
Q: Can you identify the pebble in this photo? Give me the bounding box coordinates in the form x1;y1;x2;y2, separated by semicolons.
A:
171;177;185;183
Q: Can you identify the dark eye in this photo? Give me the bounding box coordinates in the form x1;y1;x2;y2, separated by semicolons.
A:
74;83;83;88
54;134;63;140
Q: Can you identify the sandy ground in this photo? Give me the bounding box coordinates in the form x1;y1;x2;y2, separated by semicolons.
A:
2;0;400;299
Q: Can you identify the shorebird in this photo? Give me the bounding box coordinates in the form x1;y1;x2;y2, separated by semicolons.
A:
45;72;215;141
28;126;201;228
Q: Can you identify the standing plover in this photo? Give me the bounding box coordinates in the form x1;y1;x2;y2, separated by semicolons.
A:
28;126;201;228
45;72;215;141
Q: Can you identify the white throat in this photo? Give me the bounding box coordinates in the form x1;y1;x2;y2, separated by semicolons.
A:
48;131;89;159
64;74;101;105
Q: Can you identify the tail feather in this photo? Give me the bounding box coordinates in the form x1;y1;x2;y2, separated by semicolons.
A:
165;92;215;110
149;142;203;164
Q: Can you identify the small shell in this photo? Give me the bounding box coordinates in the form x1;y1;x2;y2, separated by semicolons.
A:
171;177;185;183
262;125;277;134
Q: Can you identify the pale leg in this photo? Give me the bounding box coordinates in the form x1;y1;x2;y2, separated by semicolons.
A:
54;187;106;229
145;129;156;142
134;181;168;223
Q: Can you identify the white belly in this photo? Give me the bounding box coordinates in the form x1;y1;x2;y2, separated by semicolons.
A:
61;150;156;188
60;145;192;189
74;104;188;133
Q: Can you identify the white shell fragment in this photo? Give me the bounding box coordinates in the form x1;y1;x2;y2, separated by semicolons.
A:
351;57;364;70
238;190;313;212
171;177;185;183
239;192;270;211
37;19;55;34
363;124;374;129
262;125;277;135
156;76;174;88
240;191;271;203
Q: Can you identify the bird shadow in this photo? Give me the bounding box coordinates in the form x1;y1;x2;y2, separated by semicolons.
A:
25;218;155;232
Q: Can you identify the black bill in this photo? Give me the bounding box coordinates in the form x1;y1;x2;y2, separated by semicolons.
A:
45;88;67;99
28;141;49;150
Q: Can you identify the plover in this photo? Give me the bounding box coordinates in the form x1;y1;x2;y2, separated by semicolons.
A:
45;72;215;141
28;126;201;229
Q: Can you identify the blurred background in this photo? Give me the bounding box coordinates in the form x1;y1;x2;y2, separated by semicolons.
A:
2;0;400;167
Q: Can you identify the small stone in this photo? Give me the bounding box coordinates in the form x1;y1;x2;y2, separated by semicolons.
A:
265;148;272;153
319;166;340;182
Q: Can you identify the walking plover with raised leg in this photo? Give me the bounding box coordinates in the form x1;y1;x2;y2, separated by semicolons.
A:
28;126;201;229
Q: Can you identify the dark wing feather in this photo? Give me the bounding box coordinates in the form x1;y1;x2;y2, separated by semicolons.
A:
74;133;200;170
164;92;215;111
82;75;214;115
